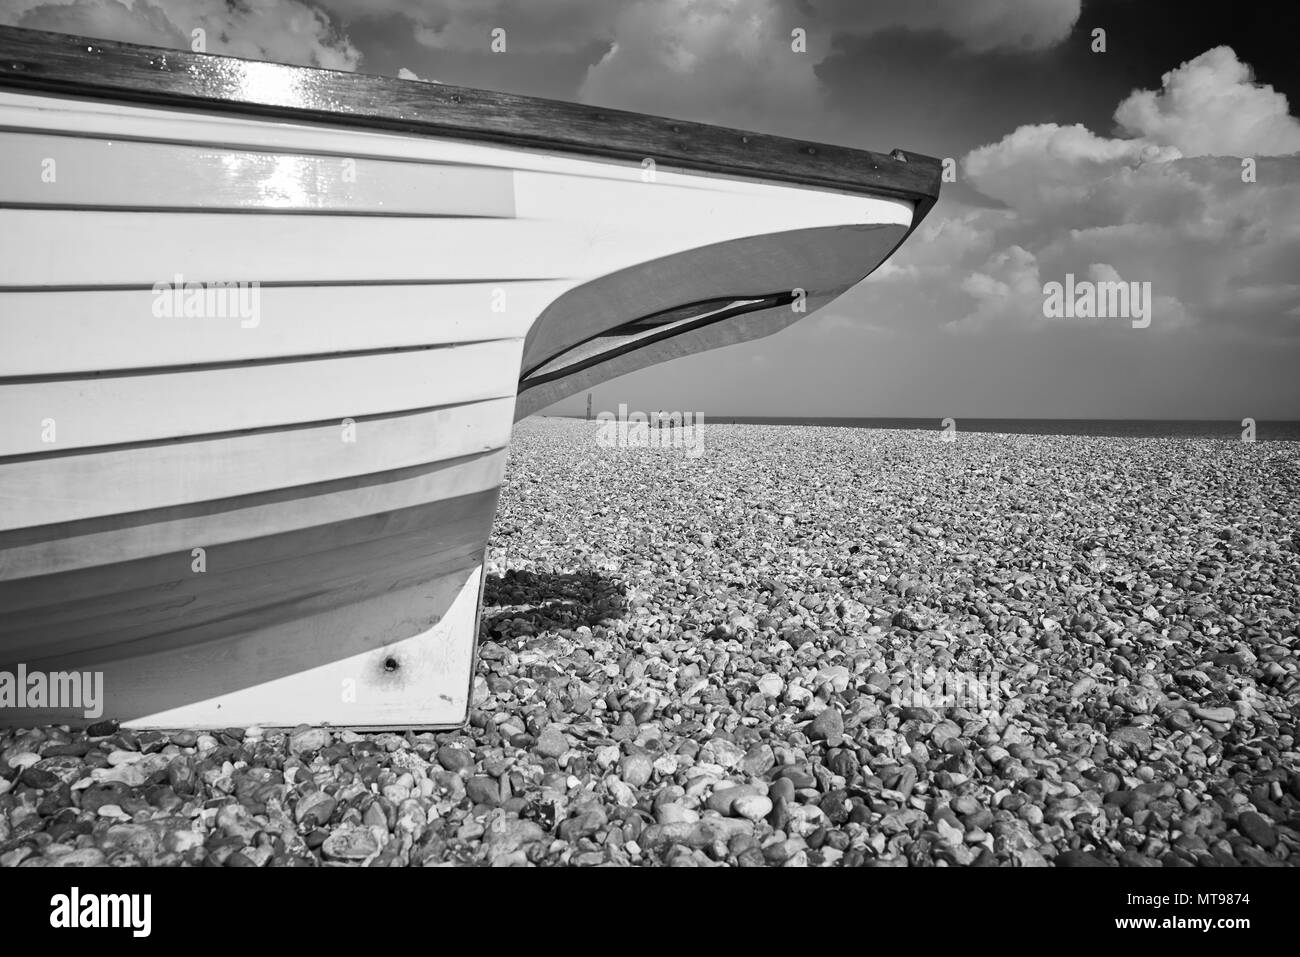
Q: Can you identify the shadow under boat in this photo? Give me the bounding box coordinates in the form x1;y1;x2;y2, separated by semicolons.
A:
480;569;628;639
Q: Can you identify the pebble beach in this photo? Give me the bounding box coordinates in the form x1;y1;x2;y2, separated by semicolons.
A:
3;418;1298;867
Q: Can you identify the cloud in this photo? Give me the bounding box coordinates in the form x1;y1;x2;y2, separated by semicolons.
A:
317;0;619;54
809;0;1081;53
1115;47;1300;157
963;123;1181;212
949;244;1043;332
572;0;1080;126
872;47;1300;340
316;0;1082;57
324;0;1074;134
909;210;1010;266
577;0;821;131
397;66;438;82
3;0;360;70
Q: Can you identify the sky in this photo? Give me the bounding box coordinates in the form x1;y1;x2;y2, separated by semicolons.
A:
4;0;1298;419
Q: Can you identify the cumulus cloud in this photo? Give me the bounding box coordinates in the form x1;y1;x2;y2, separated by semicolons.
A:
949;244;1043;331
317;0;619;54
963;124;1181;212
1115;47;1300;157
577;0;821;130
317;0;1082;56
396;66;438;82
809;0;1081;52
572;0;1080;126
3;0;360;70
880;47;1300;339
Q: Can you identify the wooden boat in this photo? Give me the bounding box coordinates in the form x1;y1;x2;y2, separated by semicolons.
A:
0;27;940;728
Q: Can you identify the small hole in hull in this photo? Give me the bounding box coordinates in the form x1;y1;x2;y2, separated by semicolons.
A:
383;657;399;672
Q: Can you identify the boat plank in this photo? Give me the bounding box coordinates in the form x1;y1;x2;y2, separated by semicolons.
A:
0;447;507;580
0;338;523;455
0;283;557;376
0;396;514;530
0;209;572;286
0;488;497;665
0;131;517;216
0;454;505;587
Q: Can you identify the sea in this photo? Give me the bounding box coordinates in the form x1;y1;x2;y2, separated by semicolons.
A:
554;415;1300;441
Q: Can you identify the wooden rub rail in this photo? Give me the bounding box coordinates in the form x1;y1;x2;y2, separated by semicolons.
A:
0;26;941;210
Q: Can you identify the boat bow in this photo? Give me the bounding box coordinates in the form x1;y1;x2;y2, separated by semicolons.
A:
0;27;938;727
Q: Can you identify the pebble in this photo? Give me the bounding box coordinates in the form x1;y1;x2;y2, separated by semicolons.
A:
50;849;108;867
1191;705;1237;725
732;795;773;822
6;752;39;771
757;674;785;697
1110;727;1153;752
620;753;654;787
288;727;330;755
656;803;698;825
742;744;776;777
466;776;500;806
436;746;474;772
321;826;382;862
31;756;85;786
707;784;759;815
535;727;568;759
808;708;845;746
295;791;337;827
703;738;746;770
1236;811;1277;849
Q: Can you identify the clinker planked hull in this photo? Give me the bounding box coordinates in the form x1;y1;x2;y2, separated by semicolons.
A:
0;28;938;728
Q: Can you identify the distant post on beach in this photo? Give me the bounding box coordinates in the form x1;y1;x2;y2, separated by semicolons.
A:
586;393;592;421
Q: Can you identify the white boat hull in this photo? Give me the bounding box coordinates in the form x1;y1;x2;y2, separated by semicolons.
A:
0;74;919;728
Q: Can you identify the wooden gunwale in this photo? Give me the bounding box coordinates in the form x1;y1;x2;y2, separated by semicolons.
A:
0;26;941;213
